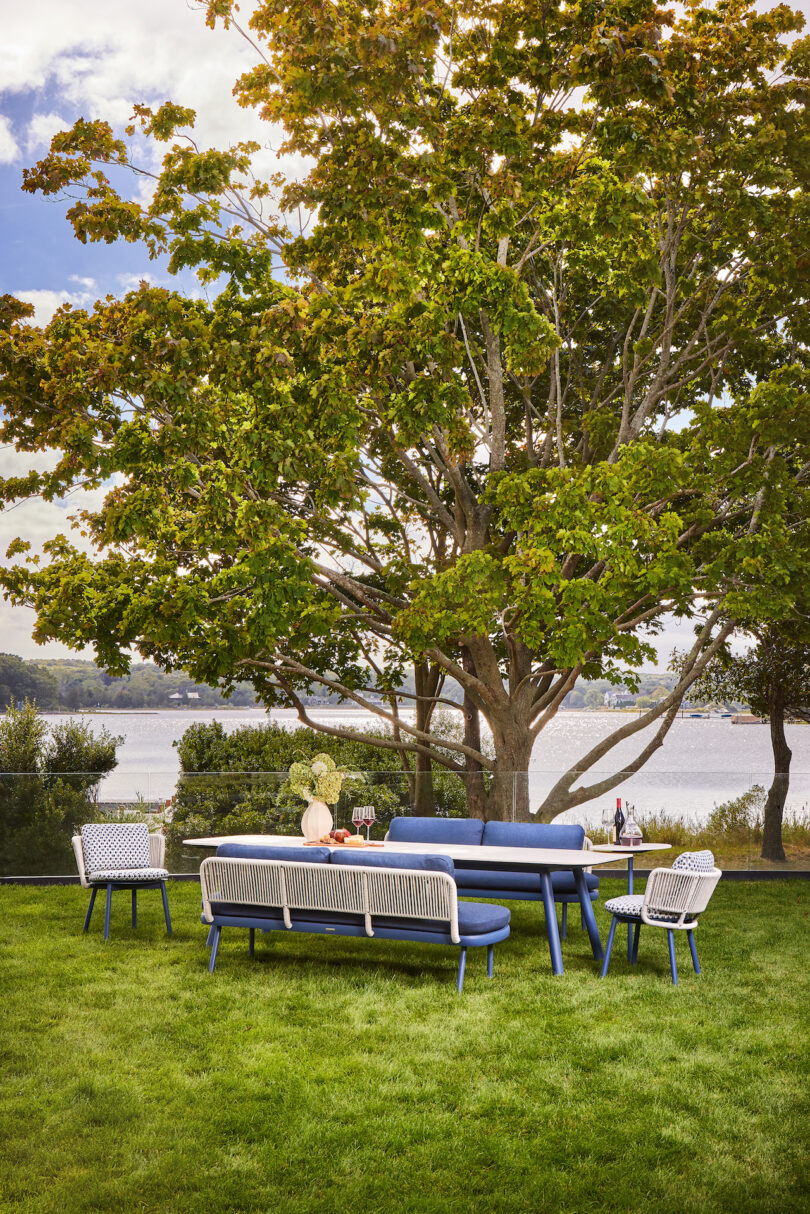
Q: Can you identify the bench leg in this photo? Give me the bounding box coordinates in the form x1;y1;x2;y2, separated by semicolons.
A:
600;916;618;978
249;928;255;958
667;930;678;985
104;884;113;941
83;887;97;932
487;944;494;978
456;948;467;993
687;930;700;974
208;926;222;973
573;869;603;962
560;902;568;939
161;882;172;935
631;922;640;964
131;889;137;928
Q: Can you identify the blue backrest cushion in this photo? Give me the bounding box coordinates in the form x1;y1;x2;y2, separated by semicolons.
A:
387;817;484;846
330;850;455;877
216;844;332;864
482;821;585;850
82;822;150;872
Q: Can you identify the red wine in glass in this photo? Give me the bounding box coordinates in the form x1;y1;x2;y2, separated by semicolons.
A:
351;807;365;837
361;806;376;841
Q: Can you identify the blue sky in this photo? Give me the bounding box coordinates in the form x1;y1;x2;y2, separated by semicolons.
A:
1;0;805;664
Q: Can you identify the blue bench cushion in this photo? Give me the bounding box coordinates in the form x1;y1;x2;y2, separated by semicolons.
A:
329;850;455;877
481;821;586;850
454;868;599;895
207;901;509;936
216;844;332;863
387;817;485;846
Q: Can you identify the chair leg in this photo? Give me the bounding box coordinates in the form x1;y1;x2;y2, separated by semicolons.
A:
487;944;494;978
667;930;678;985
83;887;97;932
457;948;467;993
206;924;216;948
104;884;113;941
631;922;640;964
131;889;137;928
600;916;618;978
160;882;172;935
249;928;255;958
687;930;700;974
561;902;568;939
208;926;222;973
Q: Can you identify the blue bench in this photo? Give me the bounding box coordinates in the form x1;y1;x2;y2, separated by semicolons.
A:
199;844;511;992
386;818;599;938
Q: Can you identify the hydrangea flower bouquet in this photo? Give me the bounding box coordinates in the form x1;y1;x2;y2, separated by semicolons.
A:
288;754;346;841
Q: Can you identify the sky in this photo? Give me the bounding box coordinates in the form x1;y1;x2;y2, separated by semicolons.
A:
0;0;807;665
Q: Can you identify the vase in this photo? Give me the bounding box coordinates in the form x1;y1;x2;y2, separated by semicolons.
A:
301;798;333;842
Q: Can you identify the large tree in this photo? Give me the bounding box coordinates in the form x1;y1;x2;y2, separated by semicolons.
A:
2;0;810;818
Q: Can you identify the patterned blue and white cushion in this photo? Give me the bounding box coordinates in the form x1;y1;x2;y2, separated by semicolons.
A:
81;823;151;875
672;850;715;872
89;867;169;883
604;894;644;918
604;893;679;923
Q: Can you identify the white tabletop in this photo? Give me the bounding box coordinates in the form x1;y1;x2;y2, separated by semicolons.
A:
183;833;633;870
590;842;672;853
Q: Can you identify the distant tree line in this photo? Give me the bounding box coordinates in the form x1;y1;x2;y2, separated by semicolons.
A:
0;655;260;711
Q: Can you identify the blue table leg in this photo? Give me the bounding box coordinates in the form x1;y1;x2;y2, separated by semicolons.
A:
573;868;603;961
540;870;564;976
627;855;634;958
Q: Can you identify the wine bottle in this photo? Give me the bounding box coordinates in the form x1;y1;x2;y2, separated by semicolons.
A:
613;796;625;846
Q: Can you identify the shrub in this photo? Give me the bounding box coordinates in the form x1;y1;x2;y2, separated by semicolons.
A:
0;702;120;876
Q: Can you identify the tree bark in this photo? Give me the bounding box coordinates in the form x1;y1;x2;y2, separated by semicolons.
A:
488;715;534;822
461;646;488;819
762;682;789;863
413;660;438;816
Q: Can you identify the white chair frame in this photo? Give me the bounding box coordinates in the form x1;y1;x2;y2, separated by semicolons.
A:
600;866;721;984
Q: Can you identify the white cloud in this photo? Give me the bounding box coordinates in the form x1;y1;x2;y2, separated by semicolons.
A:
13;286;94;325
25;110;69;153
117;272;154;291
0;114;20;163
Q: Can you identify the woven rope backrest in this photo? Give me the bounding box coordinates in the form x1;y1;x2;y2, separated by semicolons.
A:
642;867;721;925
149;833;165;869
200;859;459;942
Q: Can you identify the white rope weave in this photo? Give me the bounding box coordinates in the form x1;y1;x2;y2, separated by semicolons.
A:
641;867;721;929
200;858;460;943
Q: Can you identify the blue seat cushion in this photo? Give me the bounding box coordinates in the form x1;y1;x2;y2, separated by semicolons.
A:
454;868;599;895
208;901;509;936
329;850;455;877
387;817;484;846
481;821;586;850
216;844;332;863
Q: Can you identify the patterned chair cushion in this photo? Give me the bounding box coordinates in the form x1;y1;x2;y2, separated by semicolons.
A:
672;850;715;872
604;893;679;923
81;823;150;875
89;867;169;883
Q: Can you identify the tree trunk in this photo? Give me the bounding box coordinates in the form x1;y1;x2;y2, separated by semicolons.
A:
413;661;437;816
762;683;789;863
488;715;533;822
461;646;488;819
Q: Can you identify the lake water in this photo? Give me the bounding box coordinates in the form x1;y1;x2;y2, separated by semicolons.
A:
31;707;810;826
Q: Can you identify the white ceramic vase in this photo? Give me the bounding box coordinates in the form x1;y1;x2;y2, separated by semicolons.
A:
301;798;333;842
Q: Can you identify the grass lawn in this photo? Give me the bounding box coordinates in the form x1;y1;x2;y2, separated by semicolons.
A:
1;879;809;1214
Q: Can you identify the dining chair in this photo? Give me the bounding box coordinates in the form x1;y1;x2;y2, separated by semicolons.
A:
599;850;721;984
73;823;172;941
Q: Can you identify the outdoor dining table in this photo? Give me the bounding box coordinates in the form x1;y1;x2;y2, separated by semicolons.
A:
184;832;639;976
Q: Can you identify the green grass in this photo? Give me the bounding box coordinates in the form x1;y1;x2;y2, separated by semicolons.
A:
1;881;809;1214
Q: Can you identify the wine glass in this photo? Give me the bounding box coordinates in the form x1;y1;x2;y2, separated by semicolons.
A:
361;804;377;842
601;805;613;845
351;806;365;838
